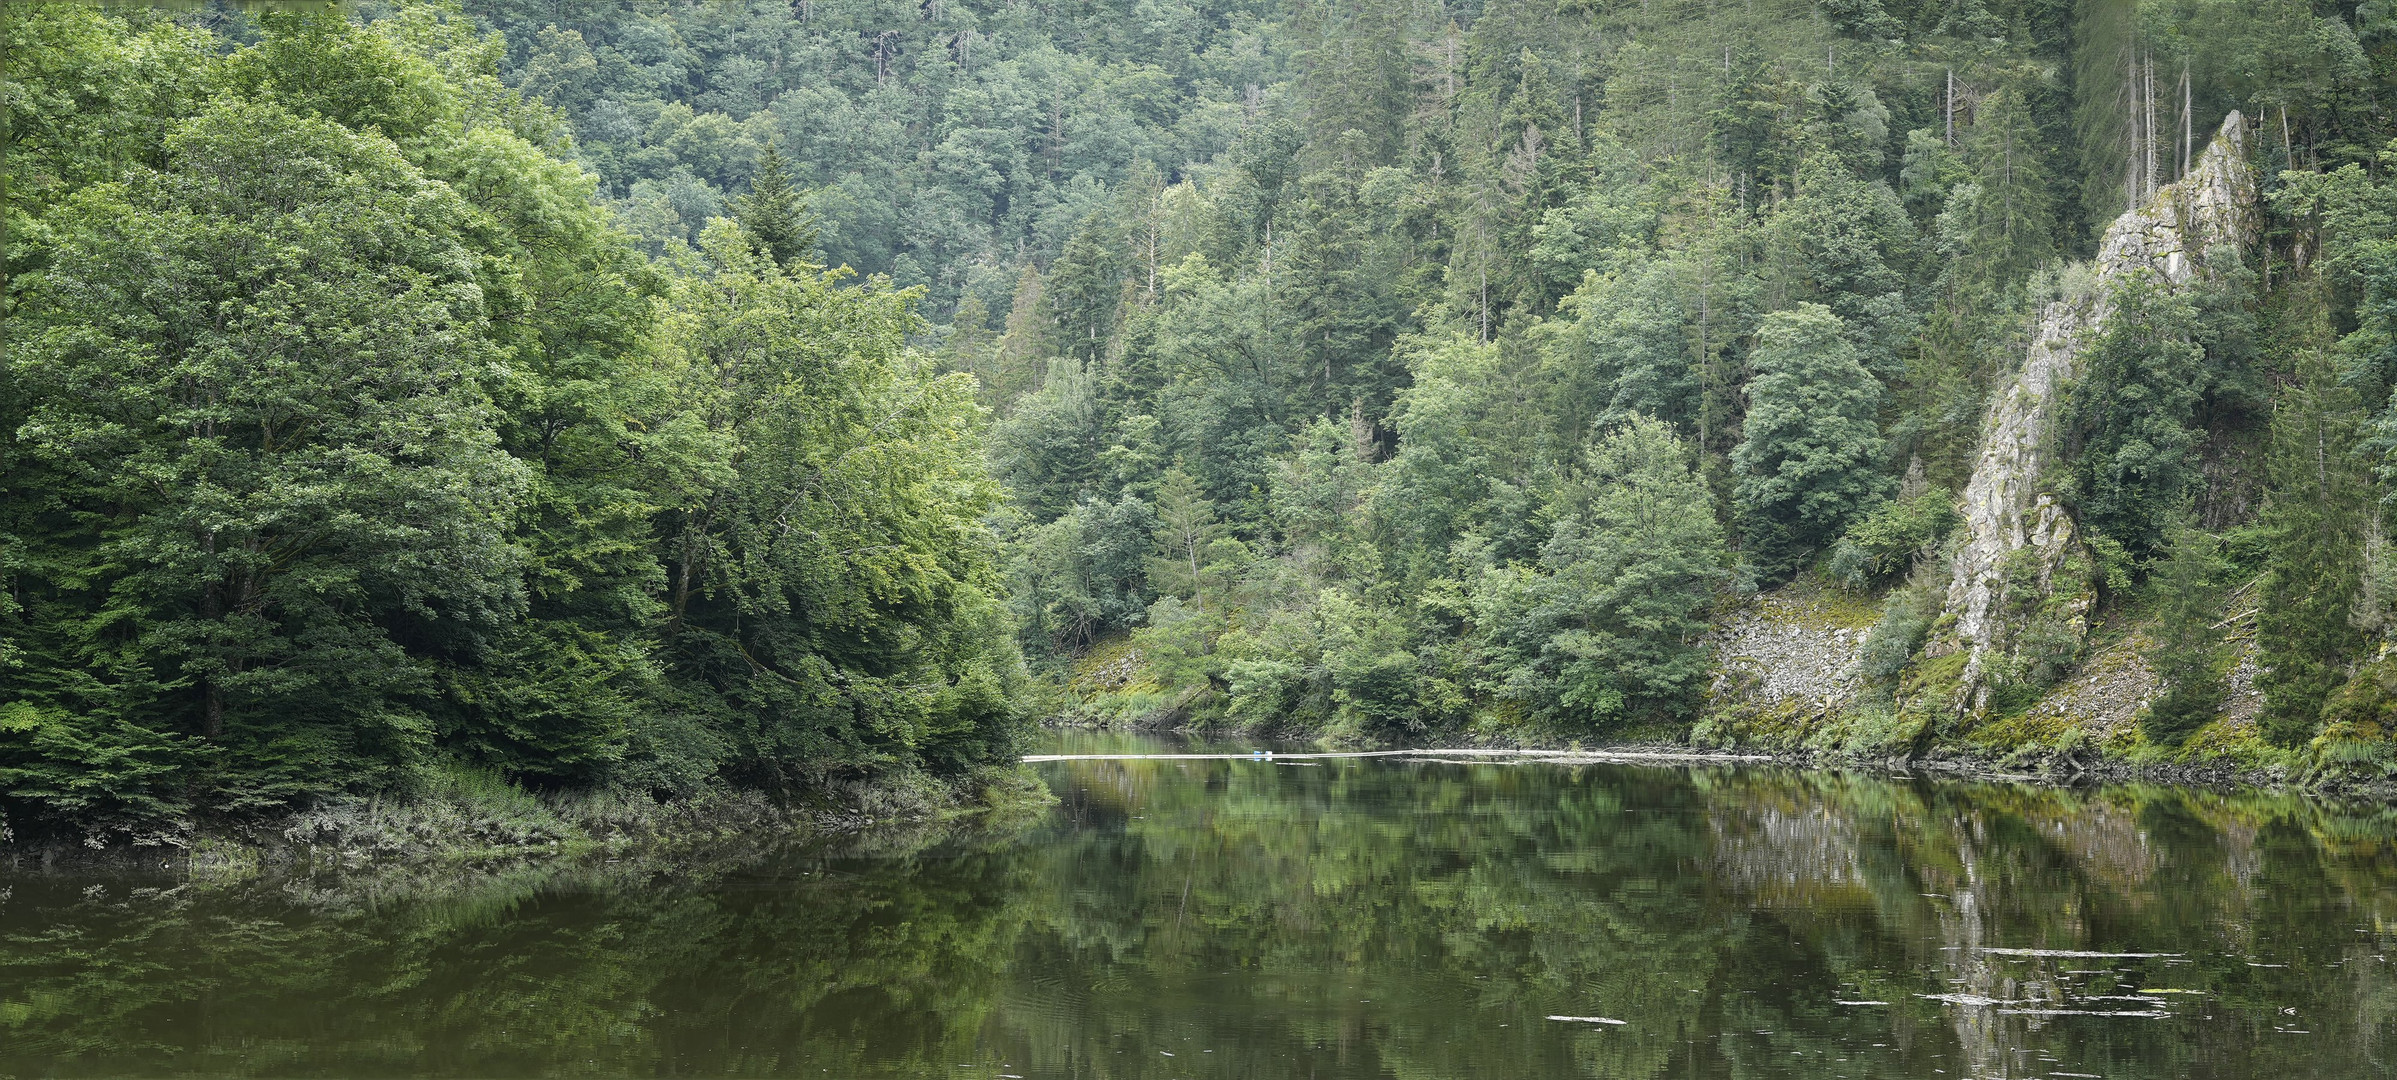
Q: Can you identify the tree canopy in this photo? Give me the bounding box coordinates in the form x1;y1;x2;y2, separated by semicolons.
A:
2;3;1021;836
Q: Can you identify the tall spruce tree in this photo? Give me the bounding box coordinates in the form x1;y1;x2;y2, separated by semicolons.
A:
2140;513;2230;746
2254;351;2371;748
732;143;816;268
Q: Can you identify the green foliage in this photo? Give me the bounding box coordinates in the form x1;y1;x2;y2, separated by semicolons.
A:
1146;467;1237;607
0;6;1024;834
1733;304;1893;579
15;98;532;804
1855;578;1939;703
1006;493;1155;657
0;703;200;831
1986;544;2094;703
1765;156;1920;378
1;3;213;310
893;0;2390;746
2062;278;2208;562
2063;270;2260;562
467;0;1298;310
2083;531;2138;600
1829;488;1959;590
1545;255;1701;437
1041;214;1128;367
2141;515;2232;746
2312;657;2397;783
2252;133;2397;754
1477;417;1730;730
15;0;2397;814
1374;333;1558;566
660;222;1019;785
989;362;1109;521
2254;350;2372;748
731;142;816;267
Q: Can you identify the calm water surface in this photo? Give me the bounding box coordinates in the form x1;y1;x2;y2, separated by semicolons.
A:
5;730;2397;1077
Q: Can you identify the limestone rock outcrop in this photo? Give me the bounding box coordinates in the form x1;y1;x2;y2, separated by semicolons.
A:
1932;112;2257;710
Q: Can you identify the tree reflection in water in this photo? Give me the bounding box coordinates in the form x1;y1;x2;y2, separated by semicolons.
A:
6;737;2395;1078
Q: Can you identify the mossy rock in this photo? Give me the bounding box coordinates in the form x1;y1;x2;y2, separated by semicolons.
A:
2318;658;2397;737
1692;693;1823;751
1967;709;2085;755
1899;651;1969;713
2305;659;2397;784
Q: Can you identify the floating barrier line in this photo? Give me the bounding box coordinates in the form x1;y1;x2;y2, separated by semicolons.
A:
1020;749;1779;763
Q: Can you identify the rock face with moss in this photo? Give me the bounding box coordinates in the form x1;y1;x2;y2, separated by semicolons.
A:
1933;112;2258;711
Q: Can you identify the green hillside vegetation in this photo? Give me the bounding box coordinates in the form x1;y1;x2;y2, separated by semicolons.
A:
2;3;1022;842
10;0;2397;841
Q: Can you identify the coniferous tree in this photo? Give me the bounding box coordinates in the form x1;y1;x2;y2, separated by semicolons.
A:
1042;214;1126;367
2254;351;2371;748
732;143;816;268
1148;467;1228;608
2141;513;2230;746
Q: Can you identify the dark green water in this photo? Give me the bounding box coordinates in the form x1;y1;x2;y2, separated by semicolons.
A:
6;732;2397;1078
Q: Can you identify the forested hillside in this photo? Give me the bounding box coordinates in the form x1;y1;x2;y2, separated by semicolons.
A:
8;0;2397;841
568;0;2392;776
2;2;1023;841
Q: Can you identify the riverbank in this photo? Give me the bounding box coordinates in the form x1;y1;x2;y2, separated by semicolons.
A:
1045;571;2397;799
1;763;1055;878
13;715;2378;879
1045;719;2397;800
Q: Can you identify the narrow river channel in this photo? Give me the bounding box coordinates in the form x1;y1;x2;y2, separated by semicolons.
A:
5;729;2394;1077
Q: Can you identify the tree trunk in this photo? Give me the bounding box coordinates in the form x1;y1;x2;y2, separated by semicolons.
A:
2143;53;2157;201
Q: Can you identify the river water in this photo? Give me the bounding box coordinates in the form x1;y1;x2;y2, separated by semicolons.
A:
5;730;2395;1077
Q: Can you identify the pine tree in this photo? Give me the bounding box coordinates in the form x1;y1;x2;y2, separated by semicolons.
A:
1958;85;2060;285
732;143;816;268
2255;351;2371;748
1042;213;1126;367
991;264;1049;408
2140;514;2229;746
1148;467;1226;608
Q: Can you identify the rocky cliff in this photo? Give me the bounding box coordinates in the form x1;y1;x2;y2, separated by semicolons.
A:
1931;111;2258;711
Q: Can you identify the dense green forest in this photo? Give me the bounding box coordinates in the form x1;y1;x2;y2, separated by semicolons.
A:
1;1;1023;839
9;0;2397;839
